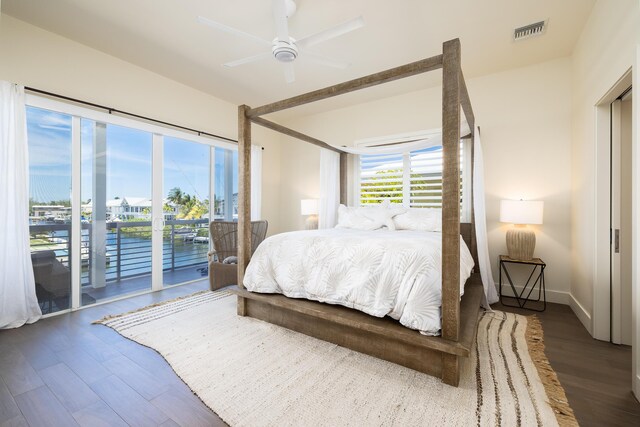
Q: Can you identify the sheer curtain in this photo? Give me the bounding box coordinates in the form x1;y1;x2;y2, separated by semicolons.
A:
319;150;340;228
250;145;262;220
0;82;42;328
473;129;499;305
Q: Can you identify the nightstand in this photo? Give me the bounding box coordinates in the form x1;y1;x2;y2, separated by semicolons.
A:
498;255;546;312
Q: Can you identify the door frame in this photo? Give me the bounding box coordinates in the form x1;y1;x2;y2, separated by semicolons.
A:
632;44;640;398
593;70;632;342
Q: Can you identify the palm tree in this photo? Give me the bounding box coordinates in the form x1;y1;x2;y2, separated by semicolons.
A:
167;187;184;205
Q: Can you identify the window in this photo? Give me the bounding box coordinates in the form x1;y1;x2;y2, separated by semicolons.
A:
358;141;470;219
27;107;73;314
26;96;239;312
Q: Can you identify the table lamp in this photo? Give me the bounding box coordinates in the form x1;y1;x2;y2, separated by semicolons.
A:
301;199;319;230
499;200;544;260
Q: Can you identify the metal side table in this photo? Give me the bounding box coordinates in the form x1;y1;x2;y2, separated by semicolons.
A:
499;255;546;312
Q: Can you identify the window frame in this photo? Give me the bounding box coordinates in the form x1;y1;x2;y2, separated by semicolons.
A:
26;95;237;151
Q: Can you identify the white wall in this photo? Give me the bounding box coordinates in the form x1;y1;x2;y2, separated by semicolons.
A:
0;14;283;234
279;57;573;302
570;0;640;334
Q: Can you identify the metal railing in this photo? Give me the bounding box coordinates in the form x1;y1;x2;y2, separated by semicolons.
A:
29;219;210;286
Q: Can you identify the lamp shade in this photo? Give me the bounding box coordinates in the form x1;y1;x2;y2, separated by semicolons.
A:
300;199;319;216
499;200;543;225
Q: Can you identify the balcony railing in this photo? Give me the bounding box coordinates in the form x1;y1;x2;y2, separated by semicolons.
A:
29;219;211;288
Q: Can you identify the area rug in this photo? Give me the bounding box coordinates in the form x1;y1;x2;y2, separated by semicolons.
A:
95;290;578;427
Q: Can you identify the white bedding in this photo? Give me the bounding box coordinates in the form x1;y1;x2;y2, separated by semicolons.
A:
243;228;475;335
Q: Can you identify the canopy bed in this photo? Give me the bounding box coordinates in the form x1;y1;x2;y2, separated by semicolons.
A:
232;38;487;386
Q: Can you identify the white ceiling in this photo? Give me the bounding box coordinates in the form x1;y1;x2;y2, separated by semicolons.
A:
2;0;594;118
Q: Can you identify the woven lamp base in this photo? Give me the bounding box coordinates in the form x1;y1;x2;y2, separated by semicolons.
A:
305;215;318;230
506;227;536;261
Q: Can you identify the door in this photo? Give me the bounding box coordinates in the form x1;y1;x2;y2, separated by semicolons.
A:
80;120;155;305
611;90;633;345
25;95;238;313
161;136;212;286
26;107;74;315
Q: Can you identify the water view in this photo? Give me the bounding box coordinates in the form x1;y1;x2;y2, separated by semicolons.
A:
27;105;238;314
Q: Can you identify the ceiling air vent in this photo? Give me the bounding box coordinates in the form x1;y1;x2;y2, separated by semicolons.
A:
513;20;547;41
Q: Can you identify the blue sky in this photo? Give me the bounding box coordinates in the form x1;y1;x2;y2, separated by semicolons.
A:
27;106;236;204
27;107;73;202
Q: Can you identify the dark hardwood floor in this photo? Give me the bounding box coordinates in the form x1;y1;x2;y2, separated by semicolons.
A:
0;280;225;427
1;281;638;426
493;301;640;427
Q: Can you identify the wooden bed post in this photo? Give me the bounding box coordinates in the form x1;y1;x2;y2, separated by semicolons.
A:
441;39;462;340
441;39;462;385
339;152;348;205
237;105;252;316
469;132;478;265
460;71;478;264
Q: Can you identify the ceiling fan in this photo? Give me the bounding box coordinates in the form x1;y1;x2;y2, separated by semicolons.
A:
198;0;364;83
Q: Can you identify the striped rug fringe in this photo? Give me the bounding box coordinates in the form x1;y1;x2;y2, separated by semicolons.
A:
525;315;578;427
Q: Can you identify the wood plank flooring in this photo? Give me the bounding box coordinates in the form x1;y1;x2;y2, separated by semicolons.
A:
0;281;225;427
1;280;638;426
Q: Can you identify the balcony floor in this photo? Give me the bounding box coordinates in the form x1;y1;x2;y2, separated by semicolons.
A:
82;263;208;304
38;263;209;315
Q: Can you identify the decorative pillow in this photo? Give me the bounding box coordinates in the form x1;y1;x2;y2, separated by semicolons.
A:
336;200;406;230
393;208;442;232
336;205;381;230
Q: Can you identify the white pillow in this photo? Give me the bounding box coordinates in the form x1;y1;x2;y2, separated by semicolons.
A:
393;208;442;232
336;205;381;230
336;200;405;230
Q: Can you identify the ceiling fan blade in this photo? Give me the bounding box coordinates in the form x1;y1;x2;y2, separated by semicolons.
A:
273;0;290;42
198;16;271;46
284;62;295;84
297;16;365;50
223;52;273;67
303;52;350;69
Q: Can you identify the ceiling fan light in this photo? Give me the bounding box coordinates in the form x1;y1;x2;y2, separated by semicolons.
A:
275;50;296;62
272;39;298;63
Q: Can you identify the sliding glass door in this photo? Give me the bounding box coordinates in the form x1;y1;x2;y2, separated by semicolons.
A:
162;137;210;286
80;121;154;305
26;107;73;315
25;97;237;314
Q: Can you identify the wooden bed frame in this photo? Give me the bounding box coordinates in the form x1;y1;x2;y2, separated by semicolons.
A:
232;38;483;386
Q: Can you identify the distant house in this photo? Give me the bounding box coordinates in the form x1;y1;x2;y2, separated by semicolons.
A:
32;205;71;219
81;197;179;220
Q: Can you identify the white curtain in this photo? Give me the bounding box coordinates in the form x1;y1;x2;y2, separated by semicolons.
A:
319;150;340;229
0;82;42;329
250;145;262;220
474;128;499;305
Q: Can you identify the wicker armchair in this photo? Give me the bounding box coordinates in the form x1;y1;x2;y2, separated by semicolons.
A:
207;220;268;290
31;250;71;313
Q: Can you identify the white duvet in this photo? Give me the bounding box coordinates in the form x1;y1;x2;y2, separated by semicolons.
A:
243;228;475;336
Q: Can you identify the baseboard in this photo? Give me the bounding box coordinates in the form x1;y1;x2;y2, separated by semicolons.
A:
569;293;592;335
498;284;570;305
497;283;594;335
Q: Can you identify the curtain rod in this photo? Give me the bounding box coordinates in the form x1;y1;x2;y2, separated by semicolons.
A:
24;86;238;144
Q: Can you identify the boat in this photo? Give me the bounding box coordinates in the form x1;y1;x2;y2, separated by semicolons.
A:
182;233;197;242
